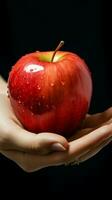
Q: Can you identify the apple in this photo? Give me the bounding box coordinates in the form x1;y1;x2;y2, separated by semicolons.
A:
8;41;92;138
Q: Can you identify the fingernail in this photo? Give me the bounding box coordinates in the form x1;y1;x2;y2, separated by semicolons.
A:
51;143;67;152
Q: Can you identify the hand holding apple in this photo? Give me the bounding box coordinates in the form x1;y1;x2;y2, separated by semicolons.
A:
8;41;92;138
0;92;112;172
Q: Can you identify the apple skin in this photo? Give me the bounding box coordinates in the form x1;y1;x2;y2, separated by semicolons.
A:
8;51;92;138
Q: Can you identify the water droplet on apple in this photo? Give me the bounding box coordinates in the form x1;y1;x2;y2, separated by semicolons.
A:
38;102;41;106
61;81;65;86
26;81;29;84
50;83;55;87
30;105;33;110
22;109;25;113
42;95;45;99
18;100;21;104
37;85;41;90
31;112;34;116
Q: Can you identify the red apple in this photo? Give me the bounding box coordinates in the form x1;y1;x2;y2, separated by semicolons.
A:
8;41;92;138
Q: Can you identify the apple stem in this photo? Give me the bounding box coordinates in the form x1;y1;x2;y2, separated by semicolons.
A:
51;41;64;62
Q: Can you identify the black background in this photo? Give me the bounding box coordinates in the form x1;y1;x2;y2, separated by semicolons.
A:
0;0;112;197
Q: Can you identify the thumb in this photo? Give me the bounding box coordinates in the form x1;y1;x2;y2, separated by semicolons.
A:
8;124;69;154
31;132;69;154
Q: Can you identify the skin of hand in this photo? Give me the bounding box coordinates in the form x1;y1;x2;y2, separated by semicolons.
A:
0;77;112;172
66;107;112;165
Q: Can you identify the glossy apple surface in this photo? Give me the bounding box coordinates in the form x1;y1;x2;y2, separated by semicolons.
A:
8;51;92;138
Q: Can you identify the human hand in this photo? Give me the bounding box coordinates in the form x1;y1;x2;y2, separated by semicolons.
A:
65;107;112;165
0;93;69;172
0;93;112;172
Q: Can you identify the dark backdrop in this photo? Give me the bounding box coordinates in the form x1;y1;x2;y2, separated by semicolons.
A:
0;0;112;197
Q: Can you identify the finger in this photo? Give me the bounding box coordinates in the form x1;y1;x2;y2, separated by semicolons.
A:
6;122;68;154
81;137;112;162
69;114;112;142
75;136;112;164
46;123;112;167
66;123;112;163
82;107;112;128
68;127;92;141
